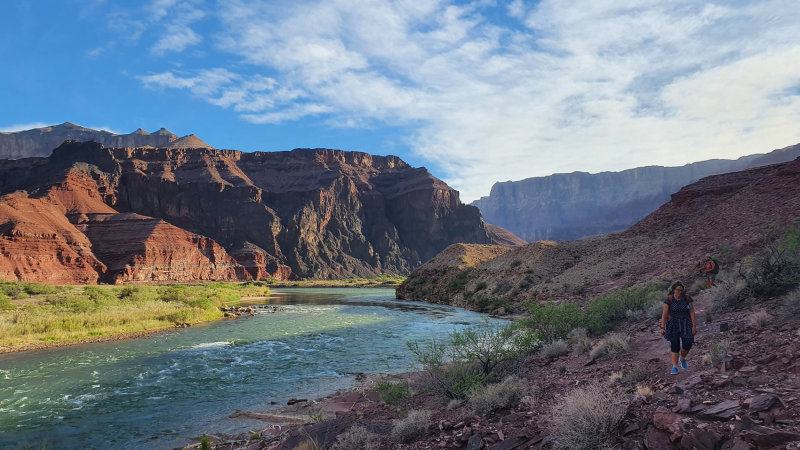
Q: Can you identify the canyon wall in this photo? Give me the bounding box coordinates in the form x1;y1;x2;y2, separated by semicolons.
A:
0;141;520;283
472;144;800;242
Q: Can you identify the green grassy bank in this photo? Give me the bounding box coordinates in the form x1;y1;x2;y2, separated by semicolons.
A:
0;281;270;352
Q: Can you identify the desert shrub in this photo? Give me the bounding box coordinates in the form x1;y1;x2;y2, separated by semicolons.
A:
567;327;587;342
589;333;629;360
333;424;378;450
468;376;527;416
449;320;536;375
392;410;430;444
706;278;746;312
200;435;211;450
622;364;649;384
408;321;535;399
749;310;772;328
447;269;471;293
376;380;408;404
778;287;800;317
608;371;623;383
408;338;487;399
523;301;582;342
689;278;706;293
23;282;60;295
0;282;25;298
702;337;731;367
737;225;800;299
634;384;653;400
538;340;569;359
583;284;665;334
160;285;190;303
0;292;15;311
473;281;487;292
572;336;593;356
549;383;628;449
492;280;513;295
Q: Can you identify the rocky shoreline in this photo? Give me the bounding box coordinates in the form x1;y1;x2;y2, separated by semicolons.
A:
191;292;800;450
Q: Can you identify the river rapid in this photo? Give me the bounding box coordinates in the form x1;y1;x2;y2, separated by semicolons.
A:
0;288;496;449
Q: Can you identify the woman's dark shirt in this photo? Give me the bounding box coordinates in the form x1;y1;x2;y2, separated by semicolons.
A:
665;294;692;320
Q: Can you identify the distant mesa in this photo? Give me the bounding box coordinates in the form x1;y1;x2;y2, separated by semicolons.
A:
0;122;204;159
166;134;212;149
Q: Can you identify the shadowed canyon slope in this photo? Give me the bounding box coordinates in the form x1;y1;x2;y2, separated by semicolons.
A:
0;122;211;159
0;141;520;283
399;156;800;310
472;143;800;242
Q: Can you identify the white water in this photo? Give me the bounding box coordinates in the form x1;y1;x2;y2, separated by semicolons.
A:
0;288;496;449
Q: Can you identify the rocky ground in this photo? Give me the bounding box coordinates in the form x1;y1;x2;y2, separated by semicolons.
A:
195;291;800;449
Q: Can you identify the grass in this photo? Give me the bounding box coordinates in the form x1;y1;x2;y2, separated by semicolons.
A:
376;380;409;405
333;424;378;450
549;383;628;449
467;376;527;416
748;309;772;328
589;333;630;360
392;410;431;444
702;337;732;367
0;282;270;351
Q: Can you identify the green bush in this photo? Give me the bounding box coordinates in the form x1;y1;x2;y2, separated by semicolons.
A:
447;269;471;293
160;285;190;303
523;301;582;342
0;292;15;311
407;338;488;399
23;282;60;295
376;380;409;404
738;225;800;299
408;321;536;399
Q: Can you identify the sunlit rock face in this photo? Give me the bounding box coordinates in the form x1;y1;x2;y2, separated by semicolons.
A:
0;141;518;283
472;143;800;242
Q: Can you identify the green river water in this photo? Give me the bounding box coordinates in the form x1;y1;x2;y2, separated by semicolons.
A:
0;288;496;449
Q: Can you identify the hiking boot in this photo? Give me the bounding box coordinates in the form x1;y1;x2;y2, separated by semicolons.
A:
680;358;689;370
670;366;679;375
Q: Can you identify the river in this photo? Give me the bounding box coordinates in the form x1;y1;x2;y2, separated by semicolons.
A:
0;288;495;449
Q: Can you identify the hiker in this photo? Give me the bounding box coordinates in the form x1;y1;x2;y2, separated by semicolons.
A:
699;253;719;288
660;281;697;375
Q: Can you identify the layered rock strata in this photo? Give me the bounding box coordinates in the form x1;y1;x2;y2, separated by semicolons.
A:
472;143;800;242
399;156;800;308
0;141;517;283
0;122;210;159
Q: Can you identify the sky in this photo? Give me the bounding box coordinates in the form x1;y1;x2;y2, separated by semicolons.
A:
1;1;799;202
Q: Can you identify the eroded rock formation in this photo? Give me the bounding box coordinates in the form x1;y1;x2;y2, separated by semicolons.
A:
472;143;800;242
400;155;800;309
0;122;209;159
0;141;518;283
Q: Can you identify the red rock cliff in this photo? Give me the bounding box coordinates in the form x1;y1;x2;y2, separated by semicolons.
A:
0;141;517;283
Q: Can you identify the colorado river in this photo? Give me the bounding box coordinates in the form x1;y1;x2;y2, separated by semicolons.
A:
0;288;496;449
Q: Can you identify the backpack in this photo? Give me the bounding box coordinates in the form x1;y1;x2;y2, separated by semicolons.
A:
711;258;720;274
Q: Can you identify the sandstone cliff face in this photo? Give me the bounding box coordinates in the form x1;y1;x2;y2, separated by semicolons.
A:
472;144;800;242
0;123;209;159
0;141;516;283
399;156;800;309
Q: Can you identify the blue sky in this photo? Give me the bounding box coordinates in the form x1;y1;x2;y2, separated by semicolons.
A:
1;1;799;202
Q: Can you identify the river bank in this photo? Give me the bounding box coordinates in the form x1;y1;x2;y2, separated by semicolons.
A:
0;281;271;353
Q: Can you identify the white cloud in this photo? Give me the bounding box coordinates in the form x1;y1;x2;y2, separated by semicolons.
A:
0;122;50;132
135;0;800;201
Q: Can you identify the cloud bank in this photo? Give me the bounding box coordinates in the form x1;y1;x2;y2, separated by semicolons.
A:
135;0;800;201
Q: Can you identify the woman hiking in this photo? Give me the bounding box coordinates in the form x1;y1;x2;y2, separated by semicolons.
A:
660;281;697;375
